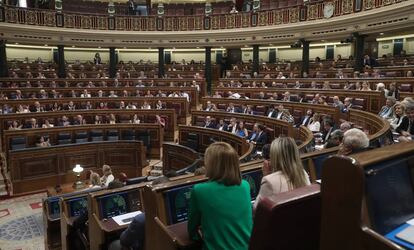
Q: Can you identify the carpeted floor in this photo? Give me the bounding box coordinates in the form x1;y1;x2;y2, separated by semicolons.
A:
0;193;46;250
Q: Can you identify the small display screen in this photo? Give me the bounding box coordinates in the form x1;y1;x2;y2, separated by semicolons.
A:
97;191;141;219
68;197;88;217
164;184;193;224
242;169;263;201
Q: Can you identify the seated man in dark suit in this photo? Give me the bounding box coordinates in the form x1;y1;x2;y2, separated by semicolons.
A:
216;119;228;131
266;105;279;118
296;109;313;127
321;118;336;143
203;116;216;129
252;124;268;148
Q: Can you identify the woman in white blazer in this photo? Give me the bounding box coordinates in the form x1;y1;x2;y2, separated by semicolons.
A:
254;137;310;210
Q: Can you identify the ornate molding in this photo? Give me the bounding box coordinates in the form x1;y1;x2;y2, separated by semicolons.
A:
0;1;413;48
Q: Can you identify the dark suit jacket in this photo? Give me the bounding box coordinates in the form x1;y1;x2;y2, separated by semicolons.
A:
204;121;216;129
298;115;311;127
266;109;278;118
254;131;268;145
120;213;146;250
216;123;228;131
322;127;334;142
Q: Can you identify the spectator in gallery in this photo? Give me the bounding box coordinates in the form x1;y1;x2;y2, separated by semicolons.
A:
187;142;252;250
94;53;102;65
254;137;310;210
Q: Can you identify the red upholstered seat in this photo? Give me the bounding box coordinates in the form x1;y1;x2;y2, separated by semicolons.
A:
353;98;365;110
249;184;321;250
399;84;412;92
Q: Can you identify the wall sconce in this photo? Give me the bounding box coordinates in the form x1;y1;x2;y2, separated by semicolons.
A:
73;164;84;189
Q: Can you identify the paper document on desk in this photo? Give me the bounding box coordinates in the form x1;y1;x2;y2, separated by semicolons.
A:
407;218;414;226
112;211;142;226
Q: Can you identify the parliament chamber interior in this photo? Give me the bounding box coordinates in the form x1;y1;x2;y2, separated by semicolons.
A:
0;0;414;249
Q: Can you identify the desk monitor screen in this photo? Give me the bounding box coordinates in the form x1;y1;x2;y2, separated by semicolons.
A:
164;184;194;224
365;157;414;235
242;169;263;201
97;191;141;219
68;197;88;217
48;197;60;219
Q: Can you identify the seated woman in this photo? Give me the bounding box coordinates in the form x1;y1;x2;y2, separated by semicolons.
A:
100;165;115;187
236;121;248;138
188;142;252;250
254;137;310;210
36;136;51;147
307;113;321;133
390;103;409;134
89;172;102;189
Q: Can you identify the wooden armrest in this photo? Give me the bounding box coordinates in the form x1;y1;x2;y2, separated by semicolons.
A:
76;229;90;248
361;227;404;250
154;217;200;249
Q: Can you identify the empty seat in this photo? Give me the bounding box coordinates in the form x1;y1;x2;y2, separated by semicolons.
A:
58;132;72;145
90;129;104;142
330;83;341;89
250;184;321;250
107;130;119;141
10;137;26;150
399;84;412;92
353;98;365;110
121;130;136;140
75;131;89;143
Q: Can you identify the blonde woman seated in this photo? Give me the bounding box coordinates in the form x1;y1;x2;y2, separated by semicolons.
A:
254;137;310;210
90;172;102;189
101;165;115;187
307;113;321;132
390;103;409;134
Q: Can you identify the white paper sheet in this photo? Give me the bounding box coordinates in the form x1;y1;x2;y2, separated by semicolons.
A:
407;218;414;226
112;211;142;226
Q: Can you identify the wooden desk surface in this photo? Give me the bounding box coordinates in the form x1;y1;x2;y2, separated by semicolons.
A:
99;218;129;233
166;221;198;248
47;181;90;196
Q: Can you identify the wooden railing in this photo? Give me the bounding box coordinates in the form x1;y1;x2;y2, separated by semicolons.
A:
0;0;406;31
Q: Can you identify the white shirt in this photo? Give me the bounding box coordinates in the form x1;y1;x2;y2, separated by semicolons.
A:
307;121;321;132
101;174;114;187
